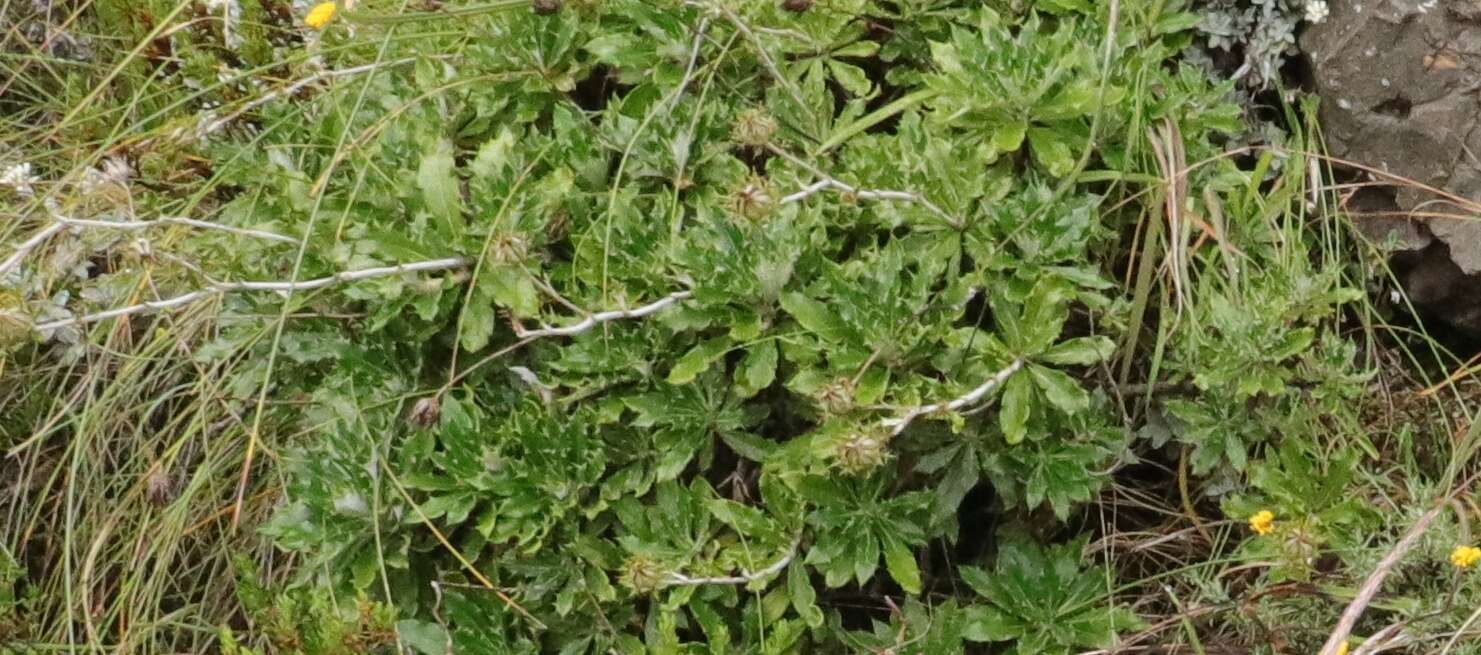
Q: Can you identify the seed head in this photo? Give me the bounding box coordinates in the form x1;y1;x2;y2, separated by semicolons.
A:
732;108;778;147
409;396;442;428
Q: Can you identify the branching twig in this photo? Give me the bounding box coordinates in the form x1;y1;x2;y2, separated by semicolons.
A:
55;215;298;243
29;256;470;332
665;15;711;111
1318;474;1481;655
1;210;296;278
767;144;963;229
663;540;799;588
0;221;66;277
511;291;692;339
780;178;961;228
194;58;416;139
712;4;809;111
881;359;1025;435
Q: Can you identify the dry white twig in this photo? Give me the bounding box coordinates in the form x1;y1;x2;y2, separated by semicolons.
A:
768;145;963;228
781;178;961;228
663;541;799;587
665;15;712;111
0;221;67;277
55;215;298;244
711;4;809;111
881;359;1025;435
30;256;470;332
1318;503;1446;655
512;291;692;339
2;207;296;278
195;58;415;139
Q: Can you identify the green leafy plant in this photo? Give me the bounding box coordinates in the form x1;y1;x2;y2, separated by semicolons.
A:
7;1;1460;654
961;533;1140;654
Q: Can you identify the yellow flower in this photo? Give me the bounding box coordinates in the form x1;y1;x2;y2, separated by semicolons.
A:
1334;640;1349;655
1451;545;1481;569
304;2;337;29
1248;510;1275;536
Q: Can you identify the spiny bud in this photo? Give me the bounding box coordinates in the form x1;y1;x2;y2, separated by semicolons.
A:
730;175;776;222
782;0;813;12
619;555;667;593
815;377;855;414
146;466;176;506
831;430;890;474
490;232;529;264
532;0;561;15
409;396;441;428
732;108;778;147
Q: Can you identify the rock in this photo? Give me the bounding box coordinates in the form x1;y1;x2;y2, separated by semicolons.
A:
1303;0;1481;332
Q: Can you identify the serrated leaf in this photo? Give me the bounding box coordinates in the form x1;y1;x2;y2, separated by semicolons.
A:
1039;336;1114;365
668;337;731;385
485;265;539;317
854;367;889;405
1028;364;1089;414
584;33;644;67
827;60;873;97
961;605;1016;642
991;121;1027;154
736;341;778;397
1028;126;1077;177
688;600;731;654
780;292;849;341
882;535;921;594
460;298;495;353
471;129;516;179
853;530;880;586
833;40;881;58
788;561;824;628
999;372;1032;445
418;139;461;233
396;620;450;655
720;431;775;461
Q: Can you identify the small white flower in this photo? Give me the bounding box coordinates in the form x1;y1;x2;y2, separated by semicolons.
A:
101;156;132;186
333;491;368;515
1;162;39;196
79;156;132;195
1305;0;1330;24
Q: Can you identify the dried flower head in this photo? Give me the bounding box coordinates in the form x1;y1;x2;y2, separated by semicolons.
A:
146;467;176;506
831;429;890;474
782;0;814;12
815;377;855;414
532;0;562;15
619;555;667;593
489;232;530;264
409;396;442;428
730;176;776;222
732;108;778;147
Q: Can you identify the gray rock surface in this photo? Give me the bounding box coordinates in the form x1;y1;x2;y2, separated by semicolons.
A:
1303;0;1481;332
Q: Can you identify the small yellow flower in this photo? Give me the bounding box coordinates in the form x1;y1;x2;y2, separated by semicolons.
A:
1451;545;1481;569
1334;640;1349;655
304;2;338;29
1248;510;1276;536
